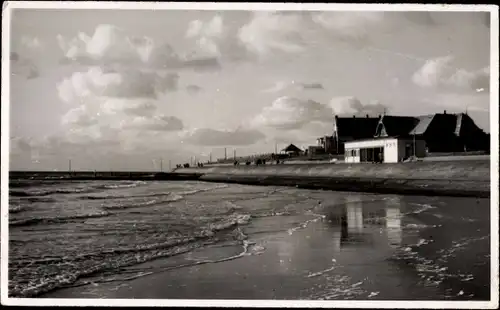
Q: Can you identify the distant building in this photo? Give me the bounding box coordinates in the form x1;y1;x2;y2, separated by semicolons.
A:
307;145;325;157
281;144;303;157
317;136;335;153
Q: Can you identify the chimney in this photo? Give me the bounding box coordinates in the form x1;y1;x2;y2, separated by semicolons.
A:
378;114;381;119
366;114;369;118
353;115;356;118
444;110;447;115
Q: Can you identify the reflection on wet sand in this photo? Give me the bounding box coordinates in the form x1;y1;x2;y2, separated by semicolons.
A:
326;195;403;249
385;198;402;247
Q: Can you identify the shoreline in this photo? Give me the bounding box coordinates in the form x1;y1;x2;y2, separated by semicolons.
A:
9;160;491;198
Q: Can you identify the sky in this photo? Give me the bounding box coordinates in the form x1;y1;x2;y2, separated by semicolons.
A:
7;6;492;171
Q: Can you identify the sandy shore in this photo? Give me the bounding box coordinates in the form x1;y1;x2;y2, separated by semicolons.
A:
43;196;490;300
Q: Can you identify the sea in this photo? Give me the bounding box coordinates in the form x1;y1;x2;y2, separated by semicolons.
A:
6;178;491;300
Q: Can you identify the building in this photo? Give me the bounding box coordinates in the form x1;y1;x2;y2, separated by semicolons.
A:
408;112;490;153
317;135;335;153
331;115;382;154
344;136;426;163
308;145;325;157
323;111;488;157
281;144;303;157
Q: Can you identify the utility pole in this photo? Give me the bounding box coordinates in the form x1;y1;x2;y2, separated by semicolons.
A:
169;160;171;171
160;158;163;172
209;152;212;163
224;148;227;160
413;133;416;158
68;159;72;175
233;149;236;160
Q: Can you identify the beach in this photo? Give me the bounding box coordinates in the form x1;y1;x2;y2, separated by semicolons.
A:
8;178;490;300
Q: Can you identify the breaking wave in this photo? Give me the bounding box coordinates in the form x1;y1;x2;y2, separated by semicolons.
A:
9;211;111;227
9;212;253;298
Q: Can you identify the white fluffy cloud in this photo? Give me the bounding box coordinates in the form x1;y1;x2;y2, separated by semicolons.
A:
328;96;389;116
61;105;99;127
412;55;489;92
58;24;221;70
312;11;386;44
186;15;225;57
239;12;306;57
57;24;151;64
57;67;178;103
250;96;332;130
238;11;439;57
251;95;389;132
56;65;185;151
183;128;265;146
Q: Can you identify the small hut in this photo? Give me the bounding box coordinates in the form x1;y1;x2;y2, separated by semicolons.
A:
281;144;303;157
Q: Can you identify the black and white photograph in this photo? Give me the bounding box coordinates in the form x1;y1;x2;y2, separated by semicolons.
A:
1;2;498;308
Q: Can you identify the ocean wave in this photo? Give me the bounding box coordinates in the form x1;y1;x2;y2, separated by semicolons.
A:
10;181;146;199
9;205;25;214
9;211;110;227
101;194;185;210
80;192;172;201
9;212;254;298
79;184;226;201
10;188;93;197
407;203;436;215
177;184;229;196
9;180;75;188
98;181;147;189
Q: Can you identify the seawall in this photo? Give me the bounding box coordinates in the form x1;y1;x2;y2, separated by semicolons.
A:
171;160;491;198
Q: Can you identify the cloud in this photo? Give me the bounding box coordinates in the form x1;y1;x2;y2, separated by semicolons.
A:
186;15;225;57
62;105;99;127
58;24;221;71
121;115;184;132
262;80;324;93
251;96;332;130
57;67;178;104
238;12;306;57
21;35;43;50
56;65;185;152
186;84;202;94
184;128;266;146
10;136;33;154
312;11;386;45
10;52;39;80
329;96;389;116
412;56;489;92
239;11;440;57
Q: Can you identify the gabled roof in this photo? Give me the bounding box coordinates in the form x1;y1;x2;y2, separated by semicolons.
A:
282;144;302;153
375;116;419;137
335;116;380;139
409;115;435;135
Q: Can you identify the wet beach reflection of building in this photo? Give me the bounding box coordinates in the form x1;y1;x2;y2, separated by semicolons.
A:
326;195;403;249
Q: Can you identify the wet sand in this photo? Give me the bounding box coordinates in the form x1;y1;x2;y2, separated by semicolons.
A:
43;195;491;300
